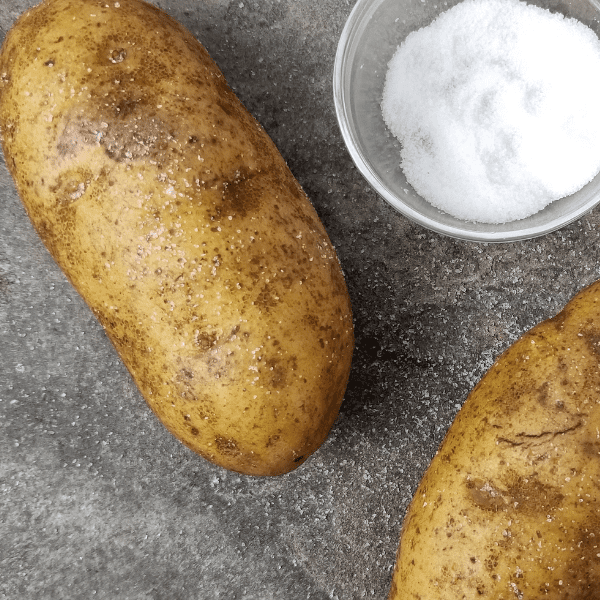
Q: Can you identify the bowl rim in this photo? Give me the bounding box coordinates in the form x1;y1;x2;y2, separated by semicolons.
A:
333;0;600;243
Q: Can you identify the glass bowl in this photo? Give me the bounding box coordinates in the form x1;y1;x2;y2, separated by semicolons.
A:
333;0;600;242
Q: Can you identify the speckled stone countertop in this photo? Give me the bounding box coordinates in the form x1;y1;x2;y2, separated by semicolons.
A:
2;1;600;599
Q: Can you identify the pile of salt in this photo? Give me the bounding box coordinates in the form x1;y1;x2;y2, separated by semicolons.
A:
381;0;600;224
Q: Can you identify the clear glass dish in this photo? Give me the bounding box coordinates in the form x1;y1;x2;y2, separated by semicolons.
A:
333;0;600;242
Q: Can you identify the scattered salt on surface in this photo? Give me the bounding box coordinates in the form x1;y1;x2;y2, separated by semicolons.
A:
381;0;600;223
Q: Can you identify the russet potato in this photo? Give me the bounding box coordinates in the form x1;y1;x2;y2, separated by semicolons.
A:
390;281;600;599
0;0;354;476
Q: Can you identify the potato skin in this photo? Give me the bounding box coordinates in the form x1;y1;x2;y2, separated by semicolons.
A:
0;0;354;476
390;281;600;599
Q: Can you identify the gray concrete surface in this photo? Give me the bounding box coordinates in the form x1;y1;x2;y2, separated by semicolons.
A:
2;1;600;599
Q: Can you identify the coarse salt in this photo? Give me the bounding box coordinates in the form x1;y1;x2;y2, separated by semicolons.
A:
381;0;600;223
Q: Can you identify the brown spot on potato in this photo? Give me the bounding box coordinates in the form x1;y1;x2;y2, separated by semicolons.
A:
194;329;218;351
216;98;236;119
49;167;92;204
583;438;600;458
57;102;170;164
303;314;319;329
265;358;287;389
467;473;564;517
584;331;600;357
255;282;279;310
558;513;600;592
467;478;507;511
178;368;193;380
175;366;202;402
220;167;261;218
266;434;280;447
484;554;498;571
508;474;564;515
102;108;168;162
206;353;230;380
536;381;549;406
214;435;240;456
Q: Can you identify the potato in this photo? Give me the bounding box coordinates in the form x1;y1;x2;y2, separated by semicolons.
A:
0;0;354;476
389;281;600;598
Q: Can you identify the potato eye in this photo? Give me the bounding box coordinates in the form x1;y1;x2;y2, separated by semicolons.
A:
109;49;126;64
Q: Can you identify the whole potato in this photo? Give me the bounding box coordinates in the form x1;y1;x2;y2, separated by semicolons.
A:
389;281;600;598
0;0;354;476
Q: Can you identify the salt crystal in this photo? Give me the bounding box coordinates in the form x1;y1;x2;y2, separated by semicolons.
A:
381;0;600;223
